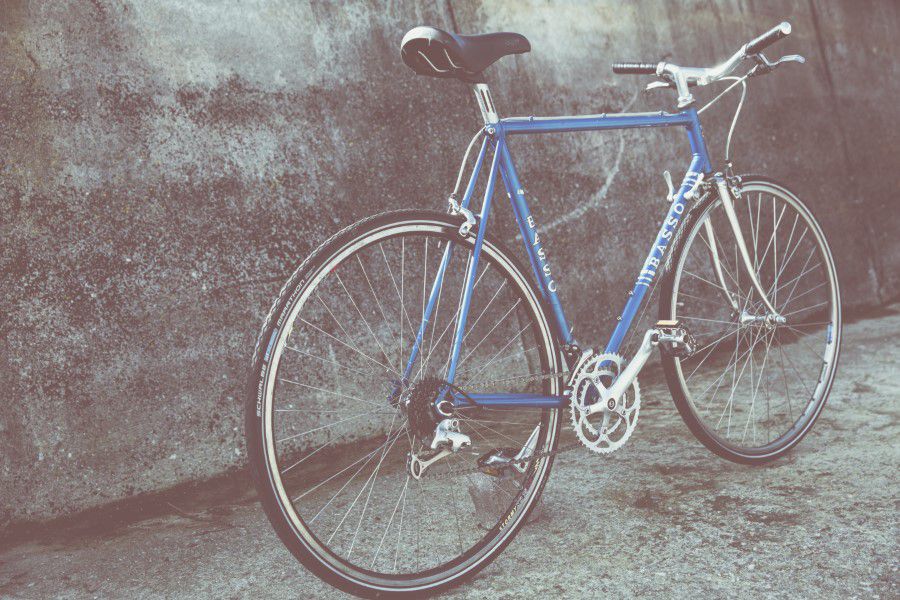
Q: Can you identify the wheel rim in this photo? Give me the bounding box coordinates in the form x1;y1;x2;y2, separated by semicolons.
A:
258;217;559;590
669;182;840;456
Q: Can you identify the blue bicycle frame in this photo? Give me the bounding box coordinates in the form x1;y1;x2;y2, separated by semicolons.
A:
402;105;713;410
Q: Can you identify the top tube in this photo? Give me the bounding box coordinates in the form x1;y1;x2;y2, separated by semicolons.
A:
501;110;695;134
497;107;713;174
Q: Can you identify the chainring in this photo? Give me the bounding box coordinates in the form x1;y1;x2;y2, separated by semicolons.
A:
569;352;640;454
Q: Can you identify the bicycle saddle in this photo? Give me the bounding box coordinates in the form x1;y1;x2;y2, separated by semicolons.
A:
401;26;530;82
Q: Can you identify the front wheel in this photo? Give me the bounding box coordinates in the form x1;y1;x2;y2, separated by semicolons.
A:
246;210;562;597
659;176;841;464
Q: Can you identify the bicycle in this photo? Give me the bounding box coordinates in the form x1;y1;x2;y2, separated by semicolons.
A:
246;21;841;598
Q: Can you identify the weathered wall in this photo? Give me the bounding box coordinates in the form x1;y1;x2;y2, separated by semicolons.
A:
1;0;897;527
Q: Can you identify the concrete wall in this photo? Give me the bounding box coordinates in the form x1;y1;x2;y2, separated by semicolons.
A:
1;0;897;527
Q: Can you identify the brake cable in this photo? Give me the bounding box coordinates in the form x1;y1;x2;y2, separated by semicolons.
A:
696;69;755;164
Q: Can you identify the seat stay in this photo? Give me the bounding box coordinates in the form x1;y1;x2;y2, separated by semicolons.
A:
400;137;490;383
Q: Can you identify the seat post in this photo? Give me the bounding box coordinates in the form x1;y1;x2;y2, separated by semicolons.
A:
473;83;500;125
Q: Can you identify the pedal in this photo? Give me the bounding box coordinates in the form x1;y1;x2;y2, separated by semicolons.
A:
477;447;524;479
654;319;697;358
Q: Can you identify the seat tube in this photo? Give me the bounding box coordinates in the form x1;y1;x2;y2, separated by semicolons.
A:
445;142;503;383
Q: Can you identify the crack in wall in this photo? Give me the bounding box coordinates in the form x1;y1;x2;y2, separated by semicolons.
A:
544;89;640;233
807;0;885;302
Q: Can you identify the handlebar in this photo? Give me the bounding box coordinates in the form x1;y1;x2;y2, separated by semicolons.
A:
746;22;791;54
610;21;799;108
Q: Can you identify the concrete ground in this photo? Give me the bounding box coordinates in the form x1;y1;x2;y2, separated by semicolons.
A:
1;307;898;599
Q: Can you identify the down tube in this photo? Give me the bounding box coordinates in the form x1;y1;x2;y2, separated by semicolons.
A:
604;152;706;354
496;140;573;345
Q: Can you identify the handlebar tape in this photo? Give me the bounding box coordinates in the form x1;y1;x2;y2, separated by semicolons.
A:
746;22;791;55
611;62;658;75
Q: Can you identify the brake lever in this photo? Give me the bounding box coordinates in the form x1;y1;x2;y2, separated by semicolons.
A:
751;52;806;75
770;54;806;67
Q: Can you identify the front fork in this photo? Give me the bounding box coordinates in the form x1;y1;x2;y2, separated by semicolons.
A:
709;175;781;317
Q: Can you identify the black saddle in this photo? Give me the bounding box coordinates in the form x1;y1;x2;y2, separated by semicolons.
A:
400;26;530;82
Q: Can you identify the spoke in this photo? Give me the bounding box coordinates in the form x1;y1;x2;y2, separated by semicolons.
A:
393;470;409;571
756;201;786;275
768;225;809;297
420;266;488;376
308;426;407;524
695;326;751;404
277;377;384;409
709;224;743;292
777;344;794;420
280;440;333;474
778;248;819;311
315;293;379;371
456;413;527;447
688;326;741;359
780;280;827;308
677;289;728;309
286;344;376;378
335;271;397;372
741;330;774;443
295;430;400;503
423;248;447;377
684;326;740;382
772;261;822;303
300;317;397;375
327;425;405;544
787;320;832;328
356;254;400;349
698;327;743;413
782;325;828;361
372;475;409;569
783;300;829;319
380;244;418;343
785;280;828;307
749;192;761;272
778;344;816;399
461;320;532;387
458;344;538;384
348;414;400;557
275;410;375;444
679;314;737;326
683;269;732;294
415;237;428;379
716;327;767;434
453;298;523;373
460;277;506;347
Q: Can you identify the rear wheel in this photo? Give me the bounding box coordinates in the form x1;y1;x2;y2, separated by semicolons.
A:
659;176;841;464
246;210;561;597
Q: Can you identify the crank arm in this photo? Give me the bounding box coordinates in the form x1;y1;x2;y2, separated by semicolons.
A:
587;329;657;416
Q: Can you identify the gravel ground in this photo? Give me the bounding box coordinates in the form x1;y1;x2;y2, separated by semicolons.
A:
1;307;898;599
